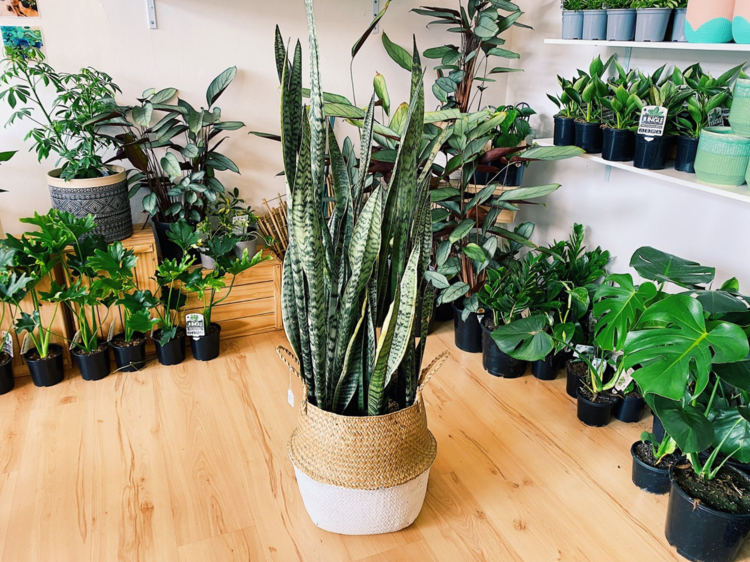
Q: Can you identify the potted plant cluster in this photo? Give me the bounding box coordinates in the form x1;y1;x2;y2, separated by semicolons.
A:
600;60;647;161
0;251;30;393
563;55;612;153
0;48;133;242
606;0;637;41
562;0;586;39
582;0;608;40
632;0;676;41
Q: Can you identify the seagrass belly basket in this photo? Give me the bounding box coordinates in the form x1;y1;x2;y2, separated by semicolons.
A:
278;347;448;535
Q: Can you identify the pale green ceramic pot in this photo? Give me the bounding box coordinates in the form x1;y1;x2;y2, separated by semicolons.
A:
694;127;750;187
729;78;750;138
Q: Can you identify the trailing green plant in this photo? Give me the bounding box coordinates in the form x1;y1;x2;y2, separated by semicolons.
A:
1;211;96;359
0;47;122;180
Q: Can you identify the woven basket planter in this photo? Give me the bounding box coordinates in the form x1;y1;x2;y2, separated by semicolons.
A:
686;0;736;43
281;347;447;535
730;78;750;137
694;127;750;187
48;165;133;242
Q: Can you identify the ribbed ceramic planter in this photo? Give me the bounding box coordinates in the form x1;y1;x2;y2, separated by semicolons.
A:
235;236;258;259
607;9;636;41
634;8;673;41
582;10;607;39
48;165;132;242
686;0;736;43
671;7;688;41
562;10;584;39
729;78;750;137
694;127;750;187
735;0;750;42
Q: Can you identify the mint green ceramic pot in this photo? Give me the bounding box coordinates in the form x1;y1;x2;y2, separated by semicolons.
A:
694;126;750;186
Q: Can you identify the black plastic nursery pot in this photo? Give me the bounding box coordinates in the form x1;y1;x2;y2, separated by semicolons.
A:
110;333;147;372
554;116;576;147
576;387;619;427
532;355;559;381
480;320;526;378
24;344;64;387
653;413;666;442
452;303;482;354
0;353;14;395
666;465;750;562
631;441;672;495
574;121;604;154
613;393;646;423
154;328;186;366
72;343;111;381
434;302;454;322
602;128;635;162
633;134;672;170
474;161;525;186
190;323;222;362
151;219;183;261
565;360;586;398
675;135;699;174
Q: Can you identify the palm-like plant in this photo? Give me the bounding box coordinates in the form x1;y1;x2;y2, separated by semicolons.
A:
274;0;442;416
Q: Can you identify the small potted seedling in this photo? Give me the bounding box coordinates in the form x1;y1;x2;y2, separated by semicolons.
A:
605;0;636;40
562;0;585;39
632;0;676;42
0;257;31;394
631;430;680;494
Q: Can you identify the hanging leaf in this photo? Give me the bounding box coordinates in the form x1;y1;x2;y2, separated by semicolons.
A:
382;32;412;71
352;0;392;58
206;66;238;107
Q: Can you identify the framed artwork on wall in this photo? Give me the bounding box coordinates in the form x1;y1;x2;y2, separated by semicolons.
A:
0;0;39;18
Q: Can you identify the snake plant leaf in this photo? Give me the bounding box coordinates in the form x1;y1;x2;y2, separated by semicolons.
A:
382;32;412;71
384;248;420;386
491;314;554;362
630;246;716;289
624;294;749;401
333;297;368;413
368;286;401;415
714;355;750;393
353;96;376;205
274;25;286;82
281;40;302;190
651;395;714;454
712;406;750;463
593;273;657;352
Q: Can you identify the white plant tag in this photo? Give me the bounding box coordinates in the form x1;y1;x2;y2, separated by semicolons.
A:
573;344;594;358
107;321;116;342
591;358;604;374
1;331;12;358
615;368;635;392
708;107;724;128
185;313;205;338
20;333;34;356
69;331;81;350
637;106;668;138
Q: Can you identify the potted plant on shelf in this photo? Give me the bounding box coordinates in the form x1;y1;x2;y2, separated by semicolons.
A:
0;47;132;242
632;0;676;42
184;249;269;362
0;262;31;394
88;242;158;372
548;75;581;146
2;211;97;386
565;55;612;153
605;0;637;40
670;0;688;41
582;0;608;40
211;188;261;258
104;70;244;259
151;220;200;366
600;70;645;161
562;0;586;39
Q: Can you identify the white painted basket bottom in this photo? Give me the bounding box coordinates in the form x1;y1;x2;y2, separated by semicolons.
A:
292;465;431;535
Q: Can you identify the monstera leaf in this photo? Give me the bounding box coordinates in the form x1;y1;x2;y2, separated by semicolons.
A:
624;294;749;401
651;395;714;454
713;406;750;464
593;274;657;352
714;355;750;393
630;246;715;289
491;315;555;362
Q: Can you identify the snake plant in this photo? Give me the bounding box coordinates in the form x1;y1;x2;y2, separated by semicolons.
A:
273;0;441;416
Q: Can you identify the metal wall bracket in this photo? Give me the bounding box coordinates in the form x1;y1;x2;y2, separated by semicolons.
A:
372;0;380;34
147;0;157;29
604;165;612;183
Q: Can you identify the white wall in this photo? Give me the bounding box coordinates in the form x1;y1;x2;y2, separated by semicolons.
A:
0;0;511;234
507;0;750;286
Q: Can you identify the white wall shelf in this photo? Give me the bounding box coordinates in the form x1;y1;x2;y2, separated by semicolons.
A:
535;138;750;205
544;38;750;52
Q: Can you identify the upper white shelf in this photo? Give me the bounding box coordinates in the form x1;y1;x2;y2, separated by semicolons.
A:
535;138;750;205
544;38;750;52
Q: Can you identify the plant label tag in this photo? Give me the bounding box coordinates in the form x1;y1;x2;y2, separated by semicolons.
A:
232;214;248;235
185;314;205;339
107;321;116;343
573;344;594;358
69;331;81;350
615;368;635;392
708;107;724;128
20;333;33;356
288;388;294;408
637;106;667;138
1;331;12;358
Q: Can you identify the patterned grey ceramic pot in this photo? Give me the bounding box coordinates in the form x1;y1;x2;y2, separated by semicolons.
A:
48;165;132;242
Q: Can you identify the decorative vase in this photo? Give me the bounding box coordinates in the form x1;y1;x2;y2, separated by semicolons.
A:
582;9;608;40
734;0;750;42
686;0;736;43
729;78;750;137
606;8;636;41
48;165;132;242
634;8;673;41
562;10;584;39
694;126;750;187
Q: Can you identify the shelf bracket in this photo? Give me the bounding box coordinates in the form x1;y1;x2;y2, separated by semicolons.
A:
604;165;612;183
147;0;157;29
622;47;632;72
372;0;380;33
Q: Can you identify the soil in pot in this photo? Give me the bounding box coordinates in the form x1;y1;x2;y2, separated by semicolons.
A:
0;352;14;395
72;342;111;381
154;328;186;366
666;464;750;562
576;386;619;427
452;303;482;354
574;121;603;154
25;344;65;387
675;136;699;173
110;333;147;372
190;323;222;362
632;440;681;494
613;391;646;423
554;116;576;146
602;127;635;162
480;317;526;378
565;360;588;398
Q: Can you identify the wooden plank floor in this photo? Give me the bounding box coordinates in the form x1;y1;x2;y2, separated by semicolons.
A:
0;321;748;561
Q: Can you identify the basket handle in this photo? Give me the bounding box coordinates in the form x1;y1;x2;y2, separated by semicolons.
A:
416;350;450;408
276;346;309;412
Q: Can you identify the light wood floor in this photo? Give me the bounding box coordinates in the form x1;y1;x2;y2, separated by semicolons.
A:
0;322;748;562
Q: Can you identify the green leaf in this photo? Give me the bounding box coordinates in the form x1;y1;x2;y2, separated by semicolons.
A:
440;282;469;304
593;274;657;352
382;32;412;71
132;103;153;128
352;0;391;58
652;396;713;454
161;152;181;180
630;246;716;289
206;66;237;106
430;187;460;202
449;219;474;243
425;270;450;289
150;87;177;104
496;184;559;201
463;243;486;262
713;406;750;463
491;315;553;362
373;73;390;116
521;146;584;160
475;15;499;39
